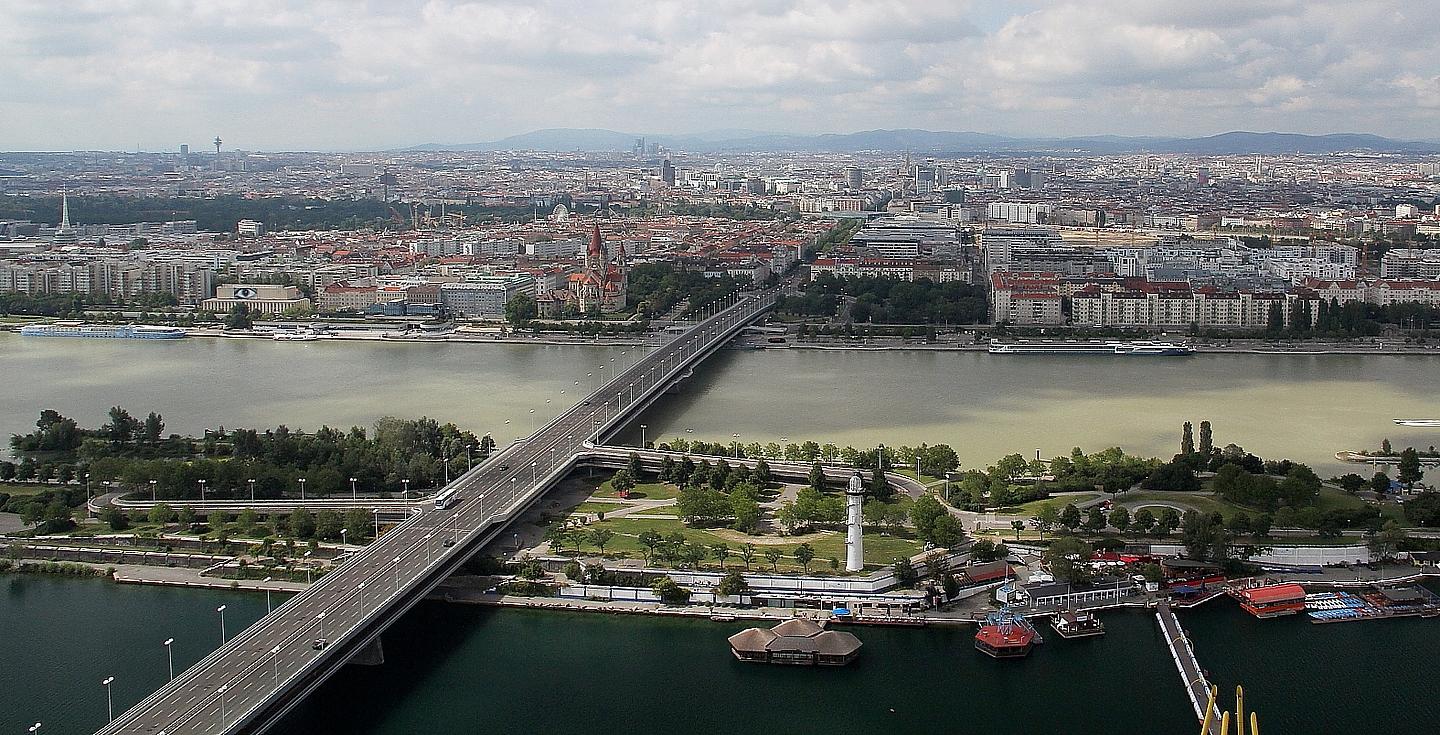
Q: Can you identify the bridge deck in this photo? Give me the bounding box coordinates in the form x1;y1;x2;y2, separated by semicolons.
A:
97;290;775;735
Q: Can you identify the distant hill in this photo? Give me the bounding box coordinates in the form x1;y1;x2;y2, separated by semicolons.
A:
408;128;1440;155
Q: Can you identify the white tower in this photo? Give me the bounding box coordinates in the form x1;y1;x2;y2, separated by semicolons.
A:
59;190;71;230
845;472;865;572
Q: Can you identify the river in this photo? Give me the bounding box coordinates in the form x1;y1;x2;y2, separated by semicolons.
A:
5;576;1438;734
4;334;1437;474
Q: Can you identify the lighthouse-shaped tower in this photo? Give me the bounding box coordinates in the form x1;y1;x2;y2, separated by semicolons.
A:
845;472;865;572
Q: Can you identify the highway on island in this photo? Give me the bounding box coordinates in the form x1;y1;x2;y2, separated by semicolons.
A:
97;288;775;735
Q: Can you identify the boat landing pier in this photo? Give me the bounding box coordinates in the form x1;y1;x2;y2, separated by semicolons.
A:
1156;601;1221;735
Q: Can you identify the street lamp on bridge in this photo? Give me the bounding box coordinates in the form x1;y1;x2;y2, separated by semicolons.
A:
101;676;115;723
350;477;358;500
216;605;227;644
163;637;175;681
298;477;306;500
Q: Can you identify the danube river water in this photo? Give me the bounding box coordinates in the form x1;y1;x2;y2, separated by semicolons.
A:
5;576;1439;734
5;333;1436;474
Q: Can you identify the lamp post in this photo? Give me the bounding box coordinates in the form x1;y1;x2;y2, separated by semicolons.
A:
150;479;157;502
531;461;537;486
270;645;282;685
467;443;475;472
262;576;273;614
303;550;313;583
101;676;114;723
402;478;410;500
392;556;402;589
248;478;256;501
217;684;228;728
216;604;227;644
374;509;380;538
86;472;91;503
349;477;357;500
29;722;40;733
298;477;306;500
198;479;206;502
510;477;517;500
732;433;741;458
163;637;175;681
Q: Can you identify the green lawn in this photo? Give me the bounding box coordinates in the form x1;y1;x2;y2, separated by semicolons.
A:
0;482;65;498
589;481;681;501
569;501;634;515
895;469;946;486
1120;491;1241;519
559;515;922;572
1001;493;1101;516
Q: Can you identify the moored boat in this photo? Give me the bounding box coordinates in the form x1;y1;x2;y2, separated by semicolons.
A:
975;608;1041;658
987;339;1194;356
1050;607;1105;639
19;322;187;340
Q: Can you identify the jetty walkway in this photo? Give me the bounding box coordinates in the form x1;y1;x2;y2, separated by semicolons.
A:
1156;601;1220;735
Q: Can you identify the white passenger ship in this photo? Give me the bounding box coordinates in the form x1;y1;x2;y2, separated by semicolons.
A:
19;322;187;340
987;340;1195;356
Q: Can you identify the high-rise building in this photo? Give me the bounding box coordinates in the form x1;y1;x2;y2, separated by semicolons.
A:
661;159;676;186
844;165;863;189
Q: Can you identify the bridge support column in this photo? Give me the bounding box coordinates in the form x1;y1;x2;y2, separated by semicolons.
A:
349;637;385;666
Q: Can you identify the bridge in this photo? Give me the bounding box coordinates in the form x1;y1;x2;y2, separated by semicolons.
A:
97;289;776;735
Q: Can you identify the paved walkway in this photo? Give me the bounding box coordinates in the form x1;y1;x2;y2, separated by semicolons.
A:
0;512;25;535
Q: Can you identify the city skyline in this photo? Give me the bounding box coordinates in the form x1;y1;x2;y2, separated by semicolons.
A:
5;0;1439;151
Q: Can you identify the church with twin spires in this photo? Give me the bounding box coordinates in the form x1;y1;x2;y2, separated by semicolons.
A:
567;224;628;313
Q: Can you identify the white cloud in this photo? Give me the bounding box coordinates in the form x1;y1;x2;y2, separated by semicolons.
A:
0;0;1436;150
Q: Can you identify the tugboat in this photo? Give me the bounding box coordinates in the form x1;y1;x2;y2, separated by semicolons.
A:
1050;605;1106;639
974;607;1041;659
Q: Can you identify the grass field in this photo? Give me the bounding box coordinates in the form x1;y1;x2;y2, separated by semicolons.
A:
588;481;681;501
1000;493;1101;516
559;515;922;572
0;482;65;498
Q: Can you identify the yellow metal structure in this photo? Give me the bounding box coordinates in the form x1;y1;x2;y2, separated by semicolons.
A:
1201;685;1261;735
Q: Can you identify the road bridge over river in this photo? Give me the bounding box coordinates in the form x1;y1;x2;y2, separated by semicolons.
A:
97;289;775;735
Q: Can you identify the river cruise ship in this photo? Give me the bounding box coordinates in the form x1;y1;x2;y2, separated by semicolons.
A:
19;323;187;340
988;339;1194;356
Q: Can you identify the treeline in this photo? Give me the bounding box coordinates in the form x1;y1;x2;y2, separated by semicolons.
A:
625;263;751;319
777;273;988;324
1267;299;1440;338
655;436;960;479
949;447;1161;510
4;409;487;501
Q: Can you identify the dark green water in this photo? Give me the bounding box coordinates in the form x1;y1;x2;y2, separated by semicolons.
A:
0;576;271;733
5;576;1440;734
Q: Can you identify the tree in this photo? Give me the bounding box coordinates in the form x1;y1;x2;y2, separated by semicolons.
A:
582;527;611;554
1375;520;1408;559
1371;472;1393;494
343;508;370;541
315;511;343;541
716;570;750;597
763;547;783;571
102;505;129;531
610;469;636;494
710;542;731;568
794;543;816;571
930;514;965;548
1132;508;1157;536
148;503;174;525
1044;537;1093;584
651;576;691;604
1398;448;1425;488
731;494;760;534
740;543;756;570
104;406;139;446
1182;511;1230;562
1251;513;1273;538
1198;420;1213;455
224;302;254;330
1181;421;1195;455
752;459;771;486
638;530;664;565
905;494;941;538
1060;504;1082;532
1158;507;1181;536
1108;506;1130;534
289;508;317;540
142;412;165;445
1336;474;1368;494
1010;519;1025;540
1226;511;1251;537
504;293;537;326
1035;504;1061;538
970;538;1006;562
894;556;918;586
808;462;827;493
626;452;644;480
1083;506;1107;532
176;506;196;527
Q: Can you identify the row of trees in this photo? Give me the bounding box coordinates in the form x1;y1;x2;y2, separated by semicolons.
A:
775;272;988;324
655;437;959;480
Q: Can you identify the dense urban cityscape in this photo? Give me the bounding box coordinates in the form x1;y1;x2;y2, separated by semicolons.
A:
5;2;1440;735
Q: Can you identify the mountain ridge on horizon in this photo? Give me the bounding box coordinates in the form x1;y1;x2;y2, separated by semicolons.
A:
407;128;1440;155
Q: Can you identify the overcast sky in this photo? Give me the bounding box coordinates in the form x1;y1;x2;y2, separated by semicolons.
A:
4;0;1437;151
